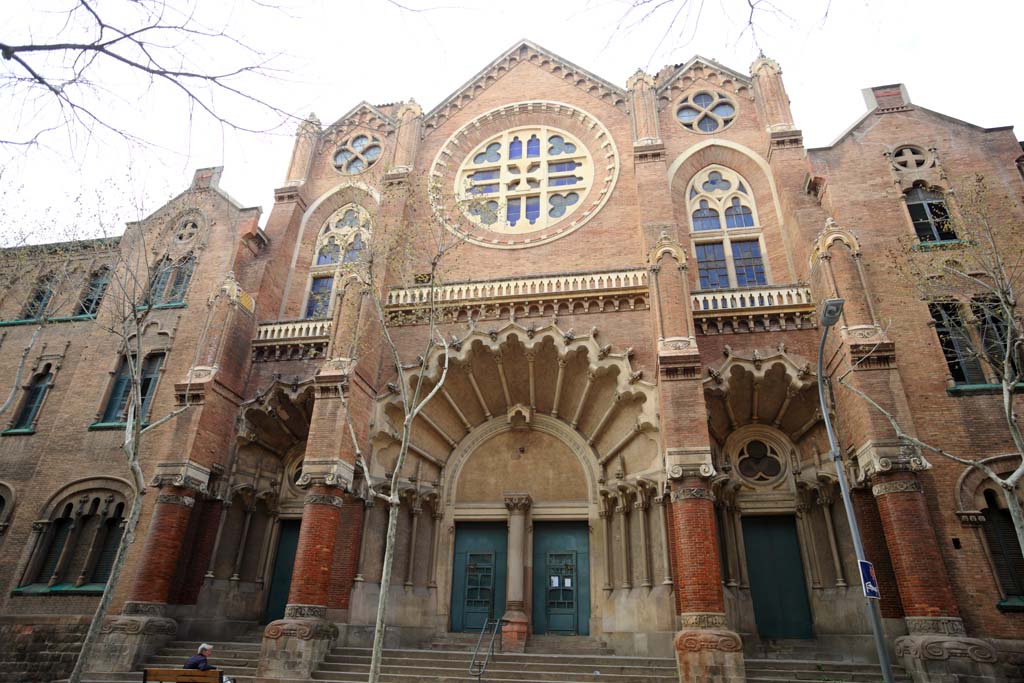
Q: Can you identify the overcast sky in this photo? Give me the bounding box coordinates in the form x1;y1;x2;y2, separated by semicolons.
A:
2;0;1022;243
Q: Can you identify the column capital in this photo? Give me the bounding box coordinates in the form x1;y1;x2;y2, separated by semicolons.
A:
504;492;532;513
295;458;354;491
666;446;716;480
854;439;930;485
149;460;210;494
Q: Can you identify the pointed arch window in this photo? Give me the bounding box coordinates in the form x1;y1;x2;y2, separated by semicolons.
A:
149;255;194;305
9;364;52;432
23;274;55;320
308;203;372;318
100;353;164;425
76;267;110;316
688;166;767;290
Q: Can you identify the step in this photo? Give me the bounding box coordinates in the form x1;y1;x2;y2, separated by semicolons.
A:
318;659;677;678
329;647;675;668
166;640;261;651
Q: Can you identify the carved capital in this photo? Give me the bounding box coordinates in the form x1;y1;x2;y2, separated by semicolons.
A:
666;447;716;480
504;492;532;513
295;458;354;491
855;440;930;485
149;460;210;494
263;618;338;641
674;628;742;653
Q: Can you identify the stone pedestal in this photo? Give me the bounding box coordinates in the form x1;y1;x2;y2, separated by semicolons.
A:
501;611;529;654
895;617;1001;683
674;613;746;683
258;610;338;679
89;602;177;673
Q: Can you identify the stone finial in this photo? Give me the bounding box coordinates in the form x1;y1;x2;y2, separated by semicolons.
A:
626;69;655;91
750;54;782;76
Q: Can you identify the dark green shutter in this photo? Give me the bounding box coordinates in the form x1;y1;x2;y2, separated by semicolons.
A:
14;373;50;429
983;507;1024;597
91;520;124;584
36;518;71;584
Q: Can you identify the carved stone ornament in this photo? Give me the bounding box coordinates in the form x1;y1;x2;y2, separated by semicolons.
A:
295;458;355;491
155;494;195;508
679;612;728;629
99;616;177;637
674;628;743;653
283;604;328;620
894;635;997;664
871;480;923;497
666;447;716;480
504;492;533;513
671;487;714;502
904;616;966;636
122;601;167;617
149;460;211;494
304;493;345;509
855;440;930;485
263;619;339;641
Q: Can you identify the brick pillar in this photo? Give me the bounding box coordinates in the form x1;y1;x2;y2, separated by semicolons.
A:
90;472;209;673
851;488;903;619
667;469;745;683
862;451;999;681
286;484;347;615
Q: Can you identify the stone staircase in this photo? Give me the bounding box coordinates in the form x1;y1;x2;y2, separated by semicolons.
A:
79;630;913;683
82;635;262;683
744;658;912;683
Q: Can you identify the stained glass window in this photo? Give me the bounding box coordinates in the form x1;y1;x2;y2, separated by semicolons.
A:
334;134;384;175
457;126;593;233
696;243;729;289
732;242;766;286
906;187;956;242
305;277;333;319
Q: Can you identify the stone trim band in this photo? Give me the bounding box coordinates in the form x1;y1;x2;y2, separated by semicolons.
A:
871;480;922;497
155;494;195;508
304;493;345;508
671;487;714;502
283;604;328;619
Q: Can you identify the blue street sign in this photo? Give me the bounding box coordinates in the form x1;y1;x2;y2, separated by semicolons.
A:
859;560;881;600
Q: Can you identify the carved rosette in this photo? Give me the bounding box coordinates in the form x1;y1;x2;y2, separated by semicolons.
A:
504;493;532;513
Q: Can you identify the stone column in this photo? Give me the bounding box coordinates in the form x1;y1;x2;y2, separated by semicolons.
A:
501;493;532;653
667;455;744;683
91;462;210;673
860;444;999;682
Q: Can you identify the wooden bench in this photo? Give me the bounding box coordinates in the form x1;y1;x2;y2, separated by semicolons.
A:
142;669;222;682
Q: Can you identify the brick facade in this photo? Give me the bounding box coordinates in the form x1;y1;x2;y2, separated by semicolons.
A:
0;40;1021;682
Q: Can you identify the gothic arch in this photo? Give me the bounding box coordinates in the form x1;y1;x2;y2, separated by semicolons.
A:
37;476;135;518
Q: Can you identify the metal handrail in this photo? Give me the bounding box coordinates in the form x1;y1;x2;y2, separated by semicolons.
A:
468;618;503;679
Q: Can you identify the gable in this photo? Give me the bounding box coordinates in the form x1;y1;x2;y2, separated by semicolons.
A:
322;102;397;141
655;56;753;110
422;40;627;135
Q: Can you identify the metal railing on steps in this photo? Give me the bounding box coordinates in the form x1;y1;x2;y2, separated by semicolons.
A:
468;618;504;681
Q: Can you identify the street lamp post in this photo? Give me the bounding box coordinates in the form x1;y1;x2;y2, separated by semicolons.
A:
817;298;895;683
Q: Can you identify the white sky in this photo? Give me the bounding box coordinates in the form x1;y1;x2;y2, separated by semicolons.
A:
2;0;1022;244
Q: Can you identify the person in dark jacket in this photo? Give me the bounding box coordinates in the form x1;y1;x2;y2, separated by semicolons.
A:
184;644;232;681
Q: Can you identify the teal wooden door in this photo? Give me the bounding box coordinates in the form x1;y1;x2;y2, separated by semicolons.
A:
742;515;813;639
532;522;590;635
264;519;300;623
451;523;508;632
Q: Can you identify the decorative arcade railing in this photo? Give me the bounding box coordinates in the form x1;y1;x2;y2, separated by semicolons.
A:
252;318;332;362
692;283;816;335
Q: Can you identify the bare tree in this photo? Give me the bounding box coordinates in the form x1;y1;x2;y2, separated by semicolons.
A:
65;221;210;683
838;175;1024;558
1;0;294;149
325;175;486;683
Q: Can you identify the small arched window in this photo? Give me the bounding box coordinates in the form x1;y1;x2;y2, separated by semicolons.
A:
317;237;341;266
76;267;110;316
906;186;956;242
692;200;721;231
343;233;365;263
10;364;52;432
23;274;55;320
148;255;194;305
19;483;131;589
725;197;754;228
981;489;1024;602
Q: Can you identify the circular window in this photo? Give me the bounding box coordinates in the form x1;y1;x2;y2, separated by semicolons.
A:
892;145;928;170
677;91;737;133
454;126;593;235
333;134;383;175
175;220;198;243
736;439;783;484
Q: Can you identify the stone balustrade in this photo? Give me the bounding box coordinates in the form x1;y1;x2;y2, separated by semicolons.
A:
387;269;649;307
692;284;816;335
253;318;332;361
